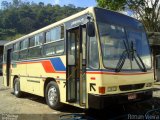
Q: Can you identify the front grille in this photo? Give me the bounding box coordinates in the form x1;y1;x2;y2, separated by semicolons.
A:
119;83;145;91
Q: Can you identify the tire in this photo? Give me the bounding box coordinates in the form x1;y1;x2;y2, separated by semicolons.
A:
13;78;22;98
45;81;63;110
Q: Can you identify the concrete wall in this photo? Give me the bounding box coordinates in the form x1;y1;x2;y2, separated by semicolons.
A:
148;32;160;81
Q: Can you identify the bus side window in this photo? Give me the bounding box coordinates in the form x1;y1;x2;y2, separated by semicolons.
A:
55;41;64;54
12;43;20;61
88;36;99;68
19;39;28;60
43;25;64;56
28;36;42;58
35;33;44;45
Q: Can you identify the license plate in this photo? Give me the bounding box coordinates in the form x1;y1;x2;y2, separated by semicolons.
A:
128;93;137;100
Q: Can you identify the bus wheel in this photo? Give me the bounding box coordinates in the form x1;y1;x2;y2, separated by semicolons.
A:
14;78;22;98
45;81;63;110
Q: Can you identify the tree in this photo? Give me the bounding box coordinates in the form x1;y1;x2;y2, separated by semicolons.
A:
19;17;35;33
0;1;84;40
12;0;21;8
97;0;126;10
96;0;160;32
38;2;44;7
1;1;9;9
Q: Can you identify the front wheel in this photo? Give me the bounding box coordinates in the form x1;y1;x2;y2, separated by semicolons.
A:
45;81;63;110
13;78;22;97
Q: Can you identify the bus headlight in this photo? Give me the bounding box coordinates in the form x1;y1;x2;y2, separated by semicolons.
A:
107;86;117;92
146;83;152;87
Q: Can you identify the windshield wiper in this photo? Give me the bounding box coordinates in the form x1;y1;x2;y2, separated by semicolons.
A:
115;40;129;72
115;50;128;72
134;52;147;72
130;41;147;72
115;41;147;72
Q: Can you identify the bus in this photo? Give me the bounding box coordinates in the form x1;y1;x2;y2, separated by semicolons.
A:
2;7;153;110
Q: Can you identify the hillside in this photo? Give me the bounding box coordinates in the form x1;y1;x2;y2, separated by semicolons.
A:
0;1;84;40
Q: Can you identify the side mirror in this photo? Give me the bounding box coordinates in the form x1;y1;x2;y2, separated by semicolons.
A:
87;22;95;37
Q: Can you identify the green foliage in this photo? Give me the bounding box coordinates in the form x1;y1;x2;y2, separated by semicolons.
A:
0;0;84;40
97;0;126;10
96;0;160;32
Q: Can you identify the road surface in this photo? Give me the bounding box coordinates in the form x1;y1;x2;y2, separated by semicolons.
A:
0;76;160;120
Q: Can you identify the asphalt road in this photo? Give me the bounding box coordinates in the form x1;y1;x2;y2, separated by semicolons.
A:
0;76;160;120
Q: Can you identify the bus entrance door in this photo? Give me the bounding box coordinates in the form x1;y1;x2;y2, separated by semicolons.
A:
66;25;86;107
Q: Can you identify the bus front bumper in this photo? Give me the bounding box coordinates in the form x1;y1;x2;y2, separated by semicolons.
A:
88;90;152;109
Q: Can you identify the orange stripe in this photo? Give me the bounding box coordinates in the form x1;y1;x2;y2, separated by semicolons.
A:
41;61;55;73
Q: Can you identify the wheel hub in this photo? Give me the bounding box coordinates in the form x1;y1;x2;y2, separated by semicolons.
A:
48;86;58;106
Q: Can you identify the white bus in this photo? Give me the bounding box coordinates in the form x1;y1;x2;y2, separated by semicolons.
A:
3;7;153;110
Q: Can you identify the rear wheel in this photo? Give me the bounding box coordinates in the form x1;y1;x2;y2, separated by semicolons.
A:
13;78;22;97
45;81;63;110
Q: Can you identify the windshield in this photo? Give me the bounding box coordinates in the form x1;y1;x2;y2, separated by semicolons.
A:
98;22;151;70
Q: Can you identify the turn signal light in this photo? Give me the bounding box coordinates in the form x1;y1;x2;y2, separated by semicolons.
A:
99;87;105;94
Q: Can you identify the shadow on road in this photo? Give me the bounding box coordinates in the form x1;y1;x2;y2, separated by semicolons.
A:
11;92;84;113
10;91;160;120
11;92;46;104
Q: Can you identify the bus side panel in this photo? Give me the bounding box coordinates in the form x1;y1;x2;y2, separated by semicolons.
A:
18;56;67;99
56;56;66;103
11;62;27;92
26;61;42;95
40;56;67;101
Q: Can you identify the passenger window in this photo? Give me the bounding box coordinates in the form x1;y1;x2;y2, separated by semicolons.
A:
35;33;44;46
43;44;56;56
29;36;35;47
28;34;43;59
12;52;19;61
19;39;28;60
45;31;51;43
28;47;42;58
56;44;64;54
51;27;60;41
13;43;20;51
43;40;64;56
13;43;20;61
45;25;64;43
20;39;28;50
88;37;99;68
